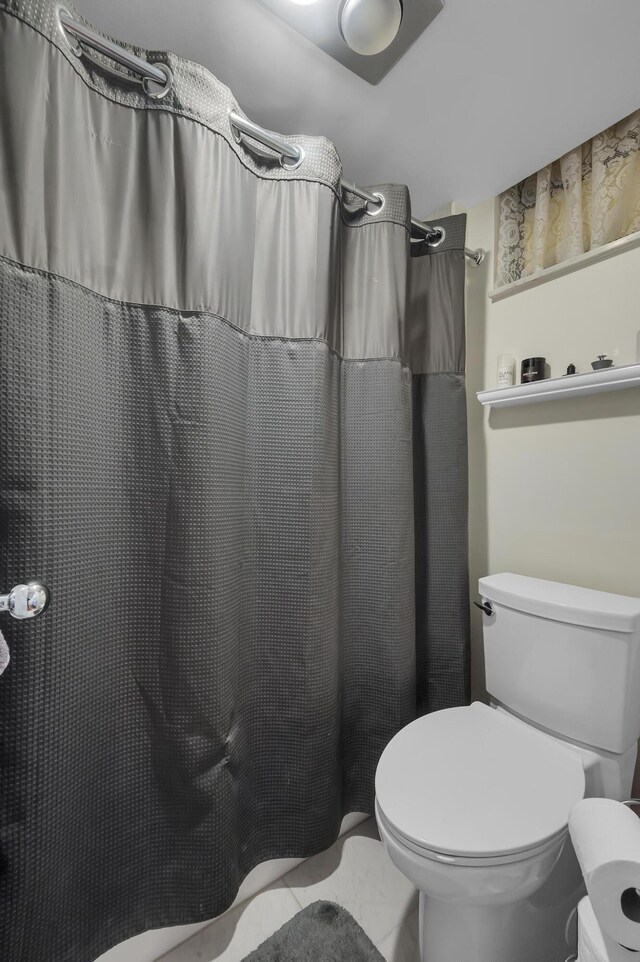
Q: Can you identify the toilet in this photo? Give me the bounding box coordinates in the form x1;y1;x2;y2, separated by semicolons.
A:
375;573;640;962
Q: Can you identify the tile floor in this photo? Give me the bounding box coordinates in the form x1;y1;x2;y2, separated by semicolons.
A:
158;819;419;962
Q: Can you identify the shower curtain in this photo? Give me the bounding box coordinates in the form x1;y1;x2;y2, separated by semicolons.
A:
0;2;469;959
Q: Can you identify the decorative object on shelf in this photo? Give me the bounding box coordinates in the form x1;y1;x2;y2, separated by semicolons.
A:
591;355;614;370
521;357;546;384
496;353;515;388
477;363;640;408
565;364;576;376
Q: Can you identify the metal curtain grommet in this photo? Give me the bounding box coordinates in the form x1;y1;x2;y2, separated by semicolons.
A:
56;6;82;55
622;798;640;809
280;146;305;170
142;63;174;100
427;225;446;248
365;191;386;216
229;113;303;170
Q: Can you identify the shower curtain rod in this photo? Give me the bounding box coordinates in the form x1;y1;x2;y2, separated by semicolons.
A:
58;11;484;266
228;112;484;264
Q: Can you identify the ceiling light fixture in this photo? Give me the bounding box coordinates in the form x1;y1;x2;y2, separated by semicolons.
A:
339;0;403;56
254;0;442;84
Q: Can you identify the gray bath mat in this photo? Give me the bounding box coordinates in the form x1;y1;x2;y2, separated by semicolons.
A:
242;901;385;961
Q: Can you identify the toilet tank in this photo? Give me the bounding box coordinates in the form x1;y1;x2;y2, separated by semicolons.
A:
479;573;640;755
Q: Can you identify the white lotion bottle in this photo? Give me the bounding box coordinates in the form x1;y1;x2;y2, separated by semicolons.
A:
497;353;515;388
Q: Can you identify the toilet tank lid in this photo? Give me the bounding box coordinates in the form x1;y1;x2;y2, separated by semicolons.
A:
479;573;640;633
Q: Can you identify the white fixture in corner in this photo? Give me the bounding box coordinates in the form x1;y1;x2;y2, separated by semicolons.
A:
477;362;640;408
254;0;442;84
339;0;403;56
375;573;640;962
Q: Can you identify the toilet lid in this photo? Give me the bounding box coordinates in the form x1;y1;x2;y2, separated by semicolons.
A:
375;702;585;859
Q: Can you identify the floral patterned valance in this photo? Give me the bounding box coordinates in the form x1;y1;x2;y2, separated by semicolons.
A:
496;110;640;288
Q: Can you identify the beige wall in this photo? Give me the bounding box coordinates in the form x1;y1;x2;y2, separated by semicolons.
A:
462;198;640;793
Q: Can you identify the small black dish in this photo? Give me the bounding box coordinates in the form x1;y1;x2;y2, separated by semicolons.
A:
591;355;613;371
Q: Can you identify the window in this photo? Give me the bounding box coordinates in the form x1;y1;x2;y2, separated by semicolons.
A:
495;110;640;289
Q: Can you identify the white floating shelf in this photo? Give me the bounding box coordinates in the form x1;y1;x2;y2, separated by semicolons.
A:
477;363;640;408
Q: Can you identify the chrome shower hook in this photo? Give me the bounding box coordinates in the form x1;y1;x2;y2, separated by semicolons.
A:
410;224;447;247
142;63;174;100
365;191;386;216
56;5;82;55
280;145;305;170
427;225;447;248
229;111;304;170
56;7;173;99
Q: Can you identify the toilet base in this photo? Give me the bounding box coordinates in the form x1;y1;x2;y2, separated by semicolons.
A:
419;893;574;962
418;842;584;962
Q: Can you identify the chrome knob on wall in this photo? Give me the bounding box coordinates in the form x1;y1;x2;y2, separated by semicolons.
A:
0;582;50;619
473;600;494;616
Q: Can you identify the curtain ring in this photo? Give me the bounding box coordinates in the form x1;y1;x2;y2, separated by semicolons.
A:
365;192;386;216
280;146;305;171
229;119;304;170
56;5;82;55
230;118;303;169
142;63;174;100
427;225;446;247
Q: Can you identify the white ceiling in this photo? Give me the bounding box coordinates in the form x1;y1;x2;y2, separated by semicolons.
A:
73;0;640;216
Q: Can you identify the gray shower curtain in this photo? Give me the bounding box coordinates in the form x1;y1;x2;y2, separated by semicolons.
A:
0;2;469;959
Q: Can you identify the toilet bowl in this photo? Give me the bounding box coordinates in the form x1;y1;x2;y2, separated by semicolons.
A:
375;701;585;901
374;574;640;962
375;701;587;962
375;800;568;907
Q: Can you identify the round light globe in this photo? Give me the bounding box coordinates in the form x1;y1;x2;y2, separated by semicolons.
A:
340;0;403;56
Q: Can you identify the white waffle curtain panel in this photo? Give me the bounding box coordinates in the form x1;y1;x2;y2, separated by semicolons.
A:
0;2;470;959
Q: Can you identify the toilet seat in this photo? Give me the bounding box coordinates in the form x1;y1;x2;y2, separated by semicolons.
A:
375;799;567;866
375;702;585;861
